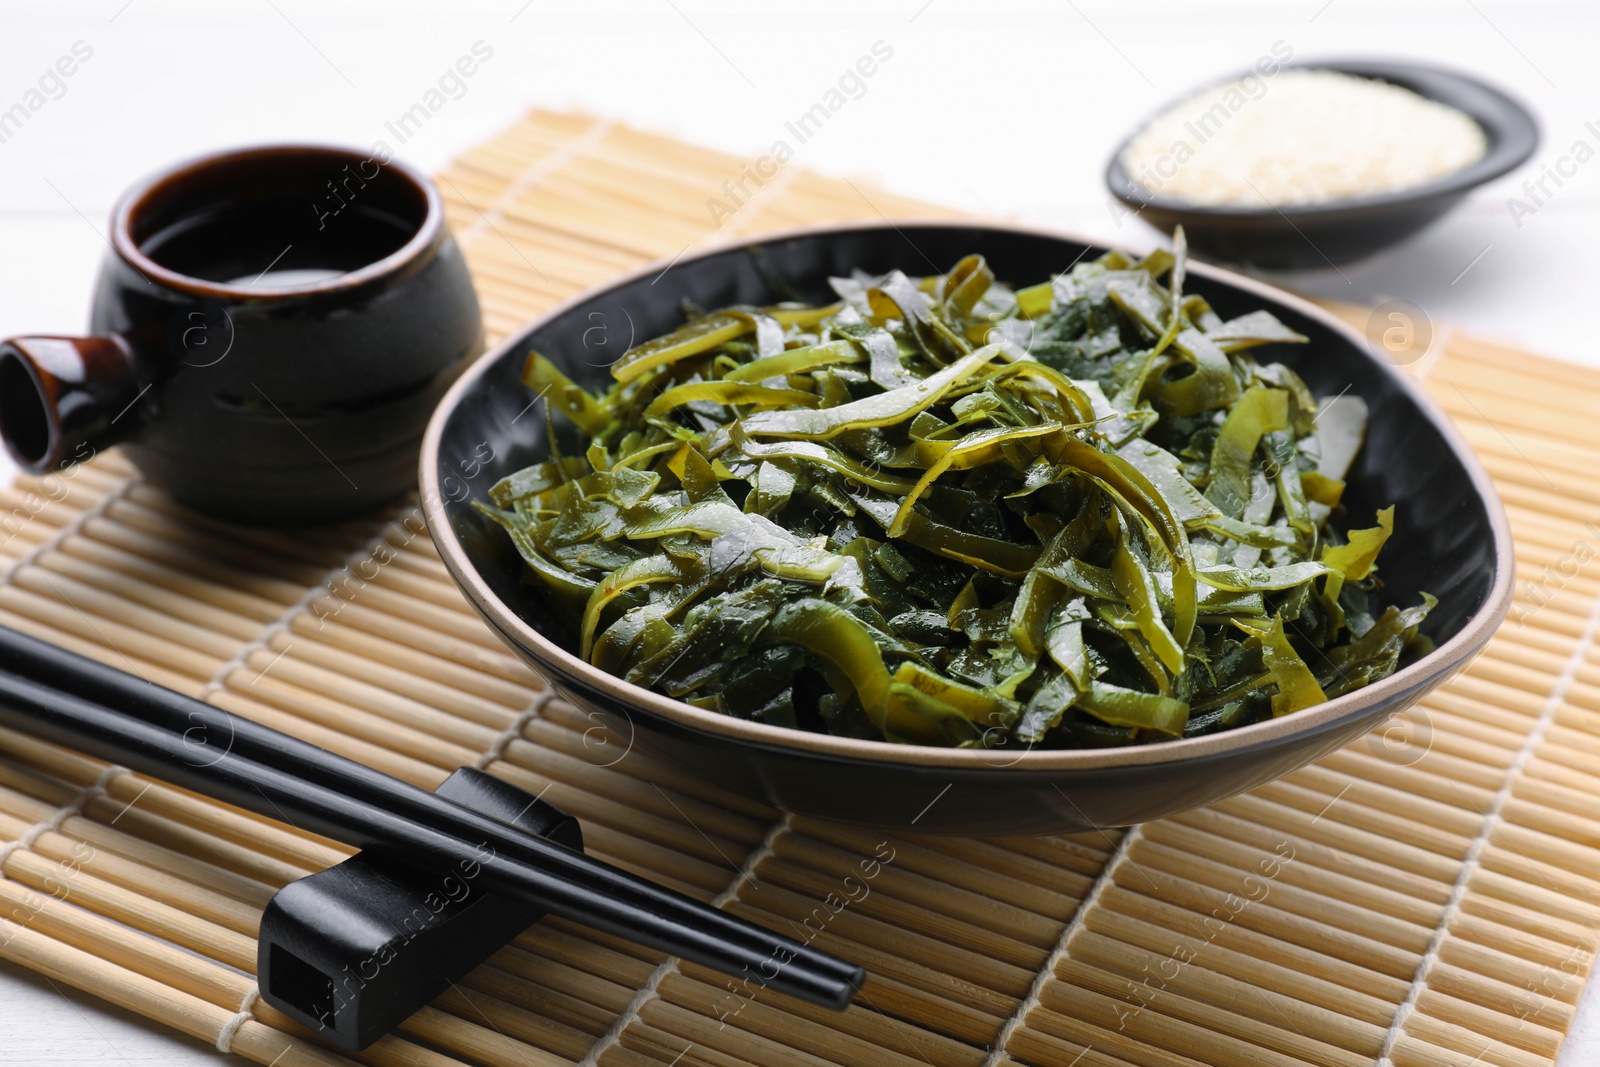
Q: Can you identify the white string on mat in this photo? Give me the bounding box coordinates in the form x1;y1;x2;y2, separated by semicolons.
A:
980;824;1144;1067
214;983;260;1053
456;119;614;250
196;509;416;703
472;688;555;770
576;813;790;1067
0;476;137;588
1375;589;1600;1066
710;812;788;909
577;960;679;1067
710;162;805;243
0;763;128;871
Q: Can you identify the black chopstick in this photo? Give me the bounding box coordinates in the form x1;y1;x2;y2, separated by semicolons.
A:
0;628;863;1009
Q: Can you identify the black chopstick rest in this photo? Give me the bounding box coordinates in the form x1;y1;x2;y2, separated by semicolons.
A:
258;767;580;1050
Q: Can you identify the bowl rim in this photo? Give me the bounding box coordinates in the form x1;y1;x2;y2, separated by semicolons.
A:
420;218;1514;772
1103;58;1540;220
111;142;444;302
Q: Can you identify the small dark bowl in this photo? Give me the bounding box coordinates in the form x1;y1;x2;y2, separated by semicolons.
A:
421;221;1512;836
1105;60;1539;268
0;144;482;526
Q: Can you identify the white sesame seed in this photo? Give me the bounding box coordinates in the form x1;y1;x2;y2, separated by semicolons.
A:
1122;69;1488;207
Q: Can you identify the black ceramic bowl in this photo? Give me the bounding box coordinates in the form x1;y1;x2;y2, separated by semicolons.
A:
0;144;482;526
1104;60;1539;268
421;221;1512;836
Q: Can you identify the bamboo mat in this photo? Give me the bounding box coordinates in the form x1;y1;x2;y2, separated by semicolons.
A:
1;110;1598;1067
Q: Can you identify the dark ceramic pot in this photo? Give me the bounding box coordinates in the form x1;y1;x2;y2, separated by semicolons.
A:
421;221;1512;836
1104;60;1539;268
0;144;482;525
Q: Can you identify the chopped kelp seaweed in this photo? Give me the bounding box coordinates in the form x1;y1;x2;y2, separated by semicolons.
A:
481;231;1432;749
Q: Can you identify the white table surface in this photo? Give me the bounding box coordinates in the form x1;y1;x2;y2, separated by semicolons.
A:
0;1;1596;1062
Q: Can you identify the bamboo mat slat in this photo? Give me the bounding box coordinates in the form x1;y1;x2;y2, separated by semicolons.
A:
1;109;1597;1067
